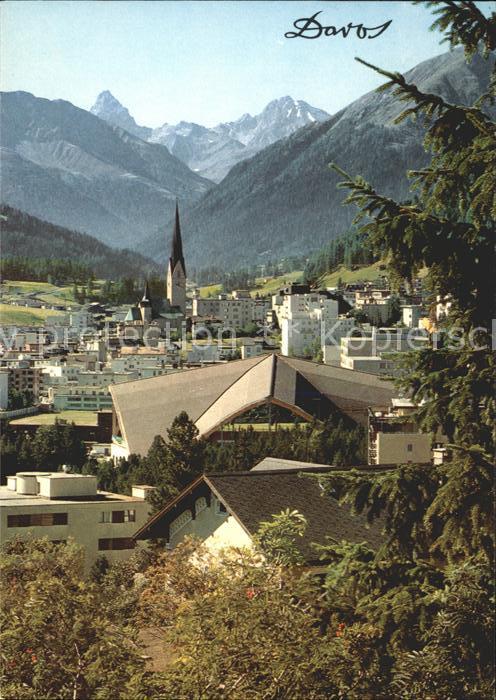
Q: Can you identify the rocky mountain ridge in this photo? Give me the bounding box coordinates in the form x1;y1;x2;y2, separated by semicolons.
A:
91;93;330;181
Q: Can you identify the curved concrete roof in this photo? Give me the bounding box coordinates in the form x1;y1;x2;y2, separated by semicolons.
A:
110;354;395;456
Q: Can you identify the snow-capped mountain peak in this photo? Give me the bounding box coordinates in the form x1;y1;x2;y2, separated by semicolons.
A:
91;92;329;181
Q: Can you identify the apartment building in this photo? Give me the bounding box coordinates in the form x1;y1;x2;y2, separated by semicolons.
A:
110;355;178;378
192;290;270;329
48;385;115;411
340;328;429;375
0;359;45;400
368;399;439;465
280;299;345;358
0;472;151;569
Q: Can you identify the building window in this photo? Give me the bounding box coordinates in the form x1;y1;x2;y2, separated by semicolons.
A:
99;510;135;523
98;538;136;551
8;513;68;527
215;499;227;515
407;444;413;452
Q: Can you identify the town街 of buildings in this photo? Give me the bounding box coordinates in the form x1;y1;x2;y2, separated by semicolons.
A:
0;205;448;567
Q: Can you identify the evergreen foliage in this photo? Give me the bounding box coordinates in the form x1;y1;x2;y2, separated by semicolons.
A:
79;412;366;501
190;255;306;291
1;420;87;479
6;388;34;411
308;1;496;694
254;509;307;566
0;205;160;283
303;228;378;285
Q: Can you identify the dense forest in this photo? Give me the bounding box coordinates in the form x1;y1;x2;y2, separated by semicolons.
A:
0;205;160;283
0;412;366;493
303;228;379;285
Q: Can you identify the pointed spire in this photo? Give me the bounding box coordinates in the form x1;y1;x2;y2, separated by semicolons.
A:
139;280;151;307
142;280;151;302
170;200;186;275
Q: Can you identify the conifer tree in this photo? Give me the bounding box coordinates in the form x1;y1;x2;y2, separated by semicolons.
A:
315;2;495;692
327;0;495;561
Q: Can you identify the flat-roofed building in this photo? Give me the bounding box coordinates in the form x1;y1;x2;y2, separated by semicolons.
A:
48;385;115;411
1;472;152;569
368;399;446;465
340;328;429;376
191;291;270;330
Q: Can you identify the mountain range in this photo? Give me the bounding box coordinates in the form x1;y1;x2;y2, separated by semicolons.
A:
91;92;330;182
1;48;493;272
0;91;211;249
168;48;494;269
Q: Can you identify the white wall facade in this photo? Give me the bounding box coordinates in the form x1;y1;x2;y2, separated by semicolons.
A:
192;295;270;329
168;495;252;552
0;475;151;570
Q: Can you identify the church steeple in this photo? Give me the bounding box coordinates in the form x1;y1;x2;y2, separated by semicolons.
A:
166;201;187;314
170;201;186;276
141;280;151;304
138;279;152;323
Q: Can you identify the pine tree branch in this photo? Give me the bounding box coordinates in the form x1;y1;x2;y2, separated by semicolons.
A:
418;1;496;54
330;162;474;232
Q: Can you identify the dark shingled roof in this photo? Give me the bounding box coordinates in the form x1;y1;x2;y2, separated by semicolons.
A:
135;468;384;562
111;354;395;456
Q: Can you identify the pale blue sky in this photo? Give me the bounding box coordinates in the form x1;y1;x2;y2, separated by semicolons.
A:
1;1;494;127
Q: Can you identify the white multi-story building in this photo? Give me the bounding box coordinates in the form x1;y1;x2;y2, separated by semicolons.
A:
368;399;446;465
0;472;151;569
69;310;94;334
44;310;95;337
279;291;349;358
110;355;177;378
82;339;108;363
322;317;357;364
340;328;429;375
38;359;138;407
192;291;270;329
48;385;115;411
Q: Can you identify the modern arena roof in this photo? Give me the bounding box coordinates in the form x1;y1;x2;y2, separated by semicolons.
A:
110;354;395;456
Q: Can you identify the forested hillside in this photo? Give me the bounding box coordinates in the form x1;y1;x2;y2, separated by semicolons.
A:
1;206;159;282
